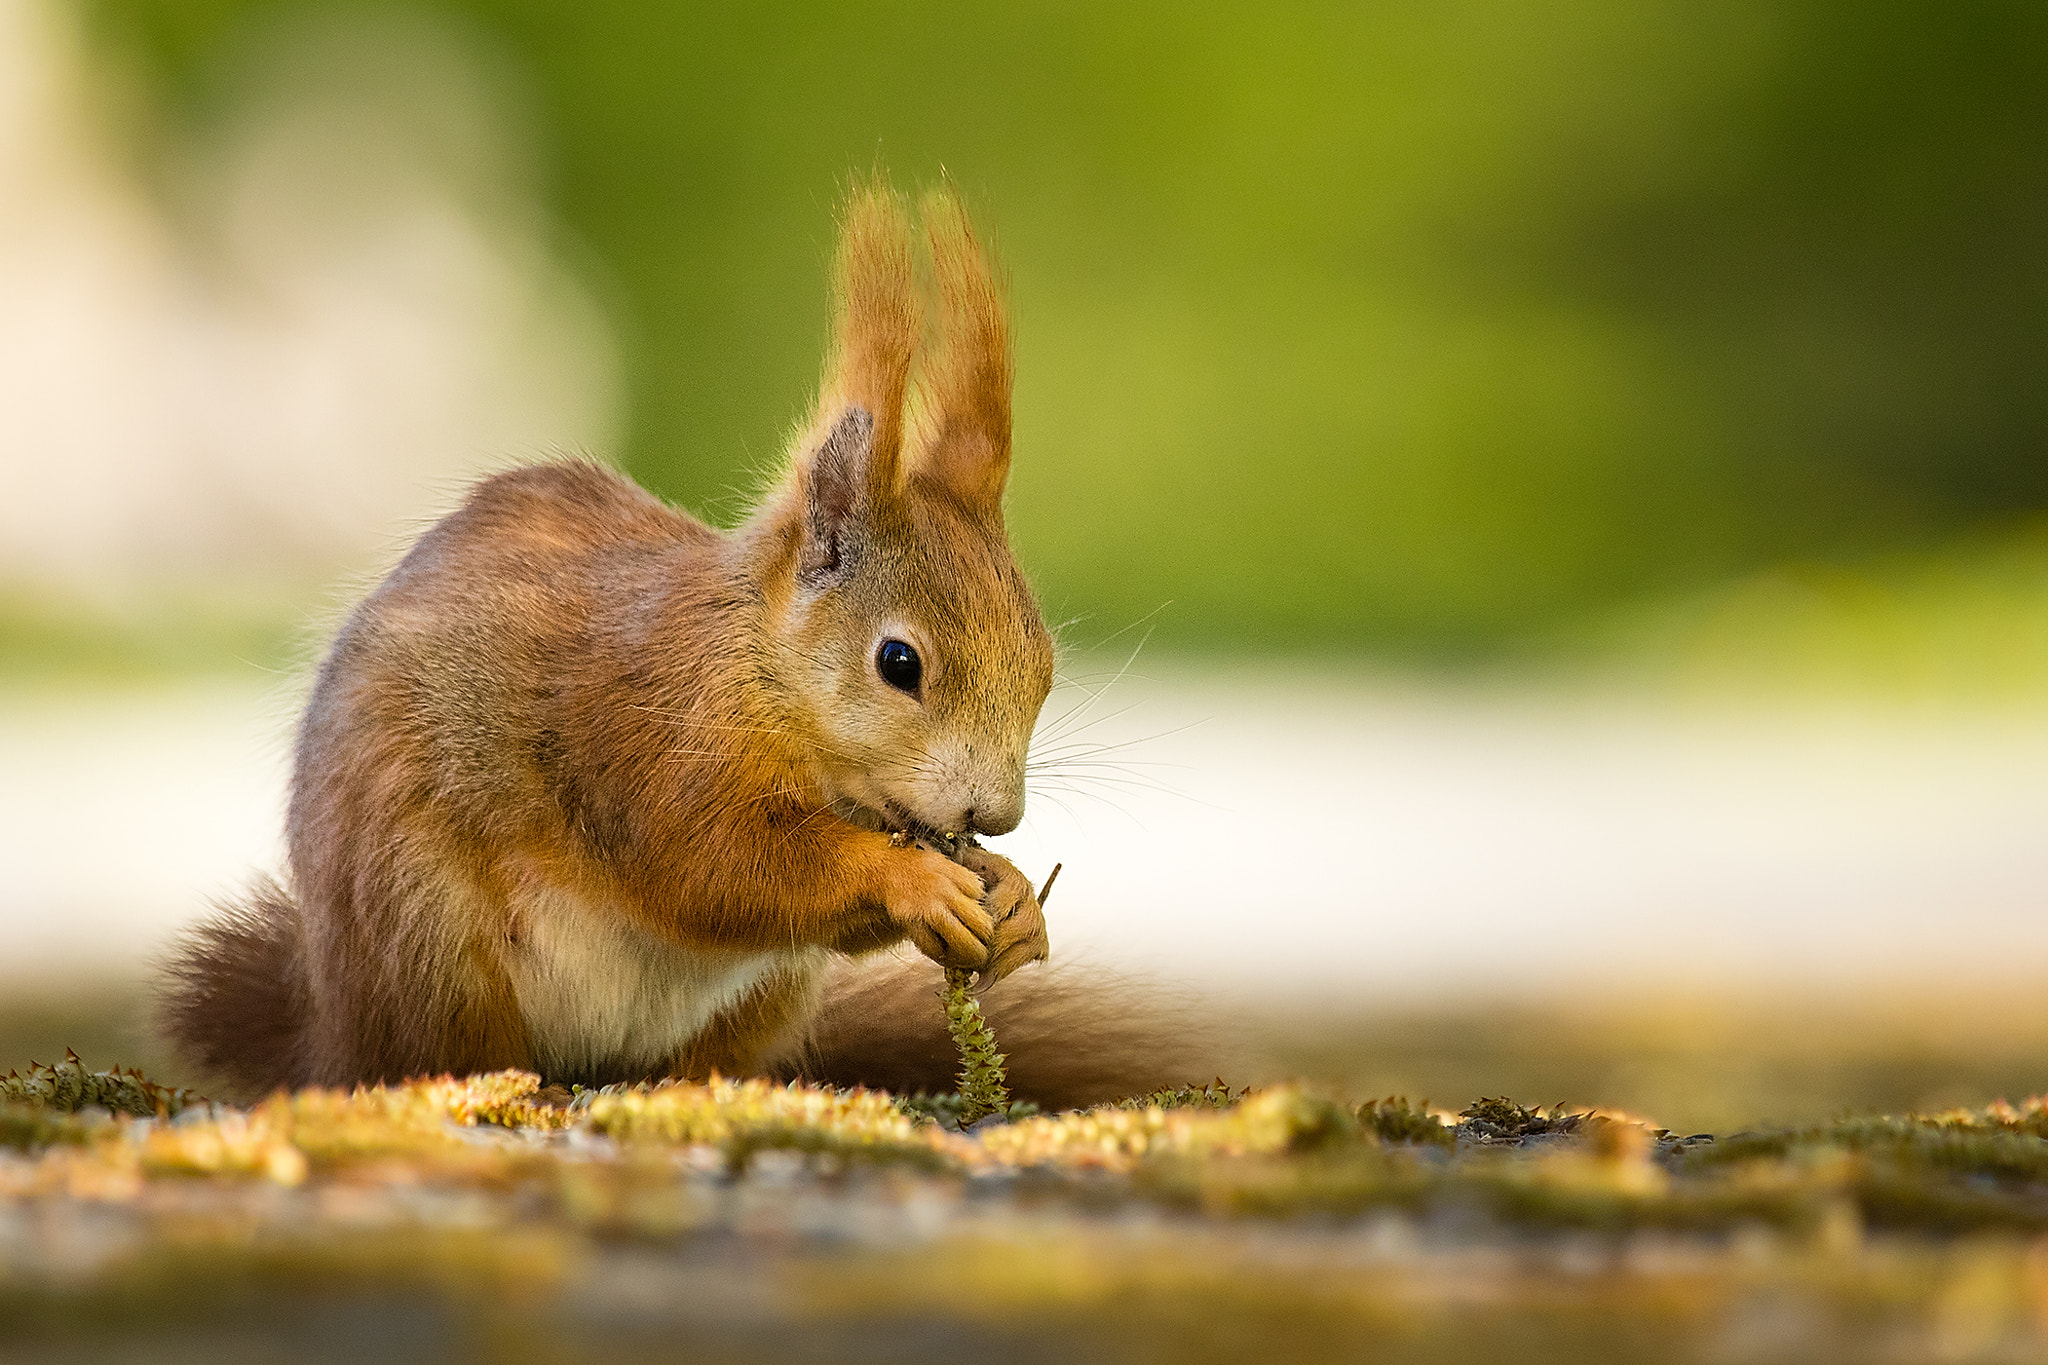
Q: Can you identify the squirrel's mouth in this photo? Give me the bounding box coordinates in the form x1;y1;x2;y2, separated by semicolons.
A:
832;797;971;858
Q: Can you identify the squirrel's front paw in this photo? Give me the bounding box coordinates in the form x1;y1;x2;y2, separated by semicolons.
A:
955;846;1049;987
881;848;994;970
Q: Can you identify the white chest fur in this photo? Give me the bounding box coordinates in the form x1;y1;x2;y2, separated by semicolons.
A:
502;883;813;1079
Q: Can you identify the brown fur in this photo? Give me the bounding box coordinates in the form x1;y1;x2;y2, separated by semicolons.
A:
160;179;1181;1103
157;877;308;1094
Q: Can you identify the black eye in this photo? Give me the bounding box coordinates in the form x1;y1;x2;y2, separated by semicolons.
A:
876;639;922;693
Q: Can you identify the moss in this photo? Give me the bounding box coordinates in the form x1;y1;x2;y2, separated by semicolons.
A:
1118;1080;1243;1112
0;1101;99;1152
583;1075;949;1173
1359;1096;1454;1147
0;1053;200;1118
898;1090;1040;1128
974;1087;1361;1176
7;1065;2048;1239
1459;1096;1583;1142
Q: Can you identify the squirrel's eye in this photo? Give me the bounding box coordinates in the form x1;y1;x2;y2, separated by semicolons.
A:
876;639;922;694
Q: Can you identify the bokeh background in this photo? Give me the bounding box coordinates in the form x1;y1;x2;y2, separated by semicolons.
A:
4;0;2048;1133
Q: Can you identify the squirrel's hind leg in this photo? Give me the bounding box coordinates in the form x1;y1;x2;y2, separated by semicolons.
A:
662;957;826;1083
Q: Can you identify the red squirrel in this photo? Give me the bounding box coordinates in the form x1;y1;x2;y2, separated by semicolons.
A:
161;181;1076;1099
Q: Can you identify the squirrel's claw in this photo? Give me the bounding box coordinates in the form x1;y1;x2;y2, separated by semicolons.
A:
974;937;1047;994
950;845;1047;992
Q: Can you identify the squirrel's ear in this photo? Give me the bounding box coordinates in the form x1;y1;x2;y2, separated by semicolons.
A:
809;177;917;497
799;405;873;581
907;185;1012;514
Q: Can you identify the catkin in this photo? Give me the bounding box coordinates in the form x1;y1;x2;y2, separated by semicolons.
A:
942;968;1012;1126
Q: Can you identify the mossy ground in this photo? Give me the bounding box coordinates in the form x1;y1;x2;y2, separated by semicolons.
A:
10;1057;2048;1362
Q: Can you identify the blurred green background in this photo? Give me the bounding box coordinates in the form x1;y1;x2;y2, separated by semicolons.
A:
73;0;2048;662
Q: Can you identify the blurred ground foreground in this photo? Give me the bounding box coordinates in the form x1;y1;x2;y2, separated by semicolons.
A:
13;1062;2048;1362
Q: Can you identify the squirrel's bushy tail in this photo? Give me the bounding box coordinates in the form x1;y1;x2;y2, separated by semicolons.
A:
785;953;1231;1110
157;876;309;1100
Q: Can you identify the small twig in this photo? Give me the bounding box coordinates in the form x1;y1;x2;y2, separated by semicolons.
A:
1036;862;1062;908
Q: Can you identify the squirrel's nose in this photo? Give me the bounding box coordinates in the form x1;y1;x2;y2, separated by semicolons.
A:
963;798;1022;837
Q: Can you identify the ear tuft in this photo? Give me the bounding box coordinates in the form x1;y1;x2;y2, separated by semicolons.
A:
908;183;1013;513
794;174;1014;541
800;405;874;583
815;177;918;492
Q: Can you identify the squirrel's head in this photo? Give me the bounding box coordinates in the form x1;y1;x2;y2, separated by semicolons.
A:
754;180;1053;838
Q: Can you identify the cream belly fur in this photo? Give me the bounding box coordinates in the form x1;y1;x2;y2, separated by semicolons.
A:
503;883;819;1078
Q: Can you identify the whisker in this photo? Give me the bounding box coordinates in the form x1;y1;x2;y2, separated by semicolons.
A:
1036;621;1156;738
1058;602;1171;657
1033;756;1228;813
1030;787;1088;830
1042;769;1211;801
1029;758;1194;776
1030;734;1199;763
1028;778;1154;833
